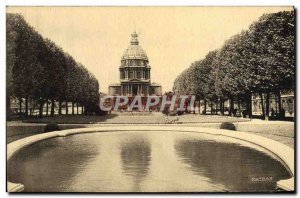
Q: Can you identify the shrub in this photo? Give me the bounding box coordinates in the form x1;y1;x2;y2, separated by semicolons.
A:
44;123;60;132
220;122;236;131
177;110;184;116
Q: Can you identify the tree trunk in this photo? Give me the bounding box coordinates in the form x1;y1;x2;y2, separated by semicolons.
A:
203;99;207;115
25;97;28;118
249;94;252;118
19;98;22;118
193;100;196;114
77;103;79;114
46;101;49;116
66;102;68;115
220;99;224;115
277;91;282;119
215;100;219;115
51;99;55;117
6;90;11;120
260;93;265;119
246;94;252;118
229;97;234;117
72;102;75;115
222;100;225;115
275;97;278;115
58;101;62;115
265;92;270;120
210;101;213;115
39;100;43;118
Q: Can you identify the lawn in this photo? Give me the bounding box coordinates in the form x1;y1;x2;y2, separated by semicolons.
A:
7;113;294;148
21;112;249;124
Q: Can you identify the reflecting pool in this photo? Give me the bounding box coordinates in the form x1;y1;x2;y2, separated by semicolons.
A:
8;131;291;192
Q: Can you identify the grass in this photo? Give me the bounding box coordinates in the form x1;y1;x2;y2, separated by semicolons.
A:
22;114;118;124
21;113;250;124
236;122;294;149
7;113;294;148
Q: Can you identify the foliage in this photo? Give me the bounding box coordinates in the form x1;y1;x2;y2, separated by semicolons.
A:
219;122;236;131
44;123;60;132
173;10;295;119
7;13;100;116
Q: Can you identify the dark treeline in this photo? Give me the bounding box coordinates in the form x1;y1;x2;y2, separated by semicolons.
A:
7;13;100;118
173;11;295;120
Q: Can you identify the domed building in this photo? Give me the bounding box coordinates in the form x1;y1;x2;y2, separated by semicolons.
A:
109;32;162;96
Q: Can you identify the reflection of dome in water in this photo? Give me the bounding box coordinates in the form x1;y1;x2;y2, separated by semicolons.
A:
122;32;148;61
121;140;151;178
120;139;151;191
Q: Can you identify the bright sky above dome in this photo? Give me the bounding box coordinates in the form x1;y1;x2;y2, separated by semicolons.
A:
7;6;293;93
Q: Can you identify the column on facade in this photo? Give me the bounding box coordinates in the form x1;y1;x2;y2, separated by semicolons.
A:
147;86;149;96
139;85;141;95
141;85;143;95
130;84;132;95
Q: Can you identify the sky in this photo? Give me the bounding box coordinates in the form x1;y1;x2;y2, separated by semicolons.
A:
7;6;293;93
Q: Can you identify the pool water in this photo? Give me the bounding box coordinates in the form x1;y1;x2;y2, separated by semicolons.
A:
8;131;291;192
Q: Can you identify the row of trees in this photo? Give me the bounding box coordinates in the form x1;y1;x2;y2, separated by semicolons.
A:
7;13;100;118
173;11;295;120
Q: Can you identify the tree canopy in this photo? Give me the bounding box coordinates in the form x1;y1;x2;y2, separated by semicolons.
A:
173;10;295;118
7;13;100;117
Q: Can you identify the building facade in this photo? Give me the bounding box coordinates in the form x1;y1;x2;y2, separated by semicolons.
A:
108;32;162;96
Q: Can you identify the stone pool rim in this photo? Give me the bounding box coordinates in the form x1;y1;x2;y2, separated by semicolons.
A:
7;125;294;192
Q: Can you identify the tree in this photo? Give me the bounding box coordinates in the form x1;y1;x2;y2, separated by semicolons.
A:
247;11;295;119
7;13;101;118
173;10;295;120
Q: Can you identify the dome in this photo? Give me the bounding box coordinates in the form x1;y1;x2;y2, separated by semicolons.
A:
122;45;148;60
122;32;148;61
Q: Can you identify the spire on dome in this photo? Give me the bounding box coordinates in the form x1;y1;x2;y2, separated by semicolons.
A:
130;31;139;45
